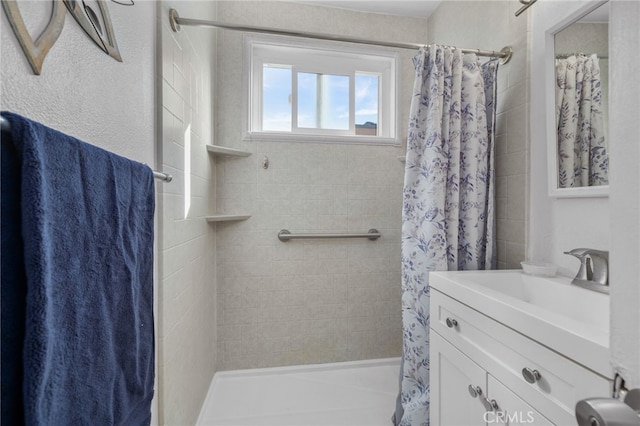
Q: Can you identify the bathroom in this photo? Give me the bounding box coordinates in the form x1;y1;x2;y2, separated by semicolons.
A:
1;0;638;425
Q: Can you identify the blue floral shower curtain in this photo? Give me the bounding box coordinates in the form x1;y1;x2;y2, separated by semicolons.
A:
396;45;498;426
555;54;608;187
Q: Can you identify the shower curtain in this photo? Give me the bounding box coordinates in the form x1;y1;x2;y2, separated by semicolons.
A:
556;54;608;187
395;45;498;426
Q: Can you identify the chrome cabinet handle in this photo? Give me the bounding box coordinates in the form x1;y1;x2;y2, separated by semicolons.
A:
446;317;458;328
481;396;497;412
522;367;542;384
468;384;483;398
489;399;499;411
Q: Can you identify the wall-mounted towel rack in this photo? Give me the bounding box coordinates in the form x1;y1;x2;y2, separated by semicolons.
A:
278;229;381;242
0;115;172;182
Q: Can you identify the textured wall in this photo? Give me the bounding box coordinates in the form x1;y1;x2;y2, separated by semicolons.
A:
0;1;155;162
214;1;428;370
157;2;217;424
0;1;157;420
427;1;530;269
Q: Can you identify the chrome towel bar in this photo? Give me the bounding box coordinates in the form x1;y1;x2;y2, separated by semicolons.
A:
1;115;172;182
278;229;381;242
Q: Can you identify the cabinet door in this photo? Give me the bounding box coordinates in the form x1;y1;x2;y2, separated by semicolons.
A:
487;375;554;426
431;331;488;426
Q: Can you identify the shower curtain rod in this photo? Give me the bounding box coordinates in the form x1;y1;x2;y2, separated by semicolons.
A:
0;116;173;183
556;53;609;59
168;9;513;64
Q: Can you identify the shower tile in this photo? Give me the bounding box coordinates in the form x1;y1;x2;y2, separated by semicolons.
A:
506;242;526;269
507;174;527;220
507;104;528;153
496;150;526;177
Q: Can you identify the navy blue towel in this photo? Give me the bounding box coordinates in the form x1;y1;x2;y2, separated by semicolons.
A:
1;111;155;425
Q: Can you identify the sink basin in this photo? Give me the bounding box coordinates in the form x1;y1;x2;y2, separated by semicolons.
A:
430;270;611;377
452;271;609;329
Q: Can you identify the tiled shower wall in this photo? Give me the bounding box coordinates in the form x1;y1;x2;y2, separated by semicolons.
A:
157;2;217;424
428;1;530;269
214;1;428;370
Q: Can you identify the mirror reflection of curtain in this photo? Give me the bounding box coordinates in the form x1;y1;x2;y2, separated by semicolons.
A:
556;54;608;187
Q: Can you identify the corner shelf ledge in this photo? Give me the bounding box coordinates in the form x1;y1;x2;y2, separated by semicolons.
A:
206;144;252;157
206;214;251;223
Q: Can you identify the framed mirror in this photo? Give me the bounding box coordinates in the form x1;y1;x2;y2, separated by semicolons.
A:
546;1;610;198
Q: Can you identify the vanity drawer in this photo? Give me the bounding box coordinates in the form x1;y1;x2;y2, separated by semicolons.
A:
431;288;611;425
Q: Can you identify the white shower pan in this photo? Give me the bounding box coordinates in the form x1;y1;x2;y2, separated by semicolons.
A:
197;358;401;425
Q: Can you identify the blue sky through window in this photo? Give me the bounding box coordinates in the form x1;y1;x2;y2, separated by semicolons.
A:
263;65;291;131
355;73;379;127
263;65;379;133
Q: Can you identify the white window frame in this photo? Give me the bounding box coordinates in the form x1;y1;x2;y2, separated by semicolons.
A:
243;35;400;145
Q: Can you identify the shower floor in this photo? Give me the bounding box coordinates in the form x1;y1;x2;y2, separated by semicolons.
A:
197;358;401;426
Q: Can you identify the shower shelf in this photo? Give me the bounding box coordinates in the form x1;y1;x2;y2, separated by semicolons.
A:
206;214;251;222
206;144;251;157
205;145;251;223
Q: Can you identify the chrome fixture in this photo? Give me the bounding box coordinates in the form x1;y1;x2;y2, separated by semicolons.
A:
445;317;458;328
278;229;380;242
522;367;542;384
168;9;513;64
564;248;609;294
515;0;538;17
469;384;498;412
0;115;172;183
576;388;640;426
468;385;483;398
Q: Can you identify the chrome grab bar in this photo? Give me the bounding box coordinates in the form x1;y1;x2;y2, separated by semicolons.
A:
278;229;381;242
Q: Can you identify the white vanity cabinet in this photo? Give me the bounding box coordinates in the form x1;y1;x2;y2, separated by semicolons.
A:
431;332;552;425
430;286;612;425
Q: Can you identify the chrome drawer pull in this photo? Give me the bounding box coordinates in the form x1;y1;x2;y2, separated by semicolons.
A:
522;367;542;384
481;396;496;412
489;399;499;411
468;384;483;398
446;317;458;328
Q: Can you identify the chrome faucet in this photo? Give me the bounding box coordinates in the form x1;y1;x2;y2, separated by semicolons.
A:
564;248;609;294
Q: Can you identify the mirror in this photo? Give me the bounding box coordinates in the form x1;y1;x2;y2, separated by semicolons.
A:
551;2;609;195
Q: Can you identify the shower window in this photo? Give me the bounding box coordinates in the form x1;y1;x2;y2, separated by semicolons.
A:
245;35;398;144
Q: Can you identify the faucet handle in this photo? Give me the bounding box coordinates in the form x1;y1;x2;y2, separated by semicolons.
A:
583;250;609;286
583;249;609;261
564;248;593;281
563;248;591;258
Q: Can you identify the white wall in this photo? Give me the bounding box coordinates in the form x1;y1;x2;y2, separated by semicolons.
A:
214;1;427;370
529;0;610;277
427;0;530;269
530;0;640;388
609;0;640;391
157;1;218;424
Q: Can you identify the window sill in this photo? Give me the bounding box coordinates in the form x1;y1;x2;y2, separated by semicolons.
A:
243;131;401;146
